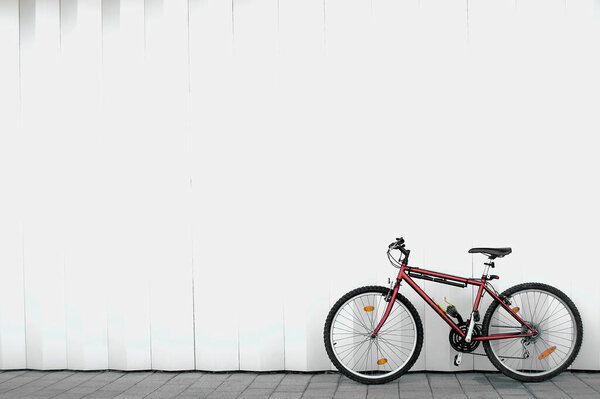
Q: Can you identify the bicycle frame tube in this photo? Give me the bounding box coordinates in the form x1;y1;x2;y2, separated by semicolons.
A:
372;264;537;340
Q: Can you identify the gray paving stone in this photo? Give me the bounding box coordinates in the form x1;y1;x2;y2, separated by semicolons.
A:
483;373;532;397
274;384;309;392
367;384;399;399
303;389;337;398
427;374;466;398
302;391;335;399
33;372;101;398
270;392;303;399
306;382;338;390
398;372;431;392
65;372;126;395
400;392;433;399
309;374;340;384
91;372;153;397
114;372;178;398
236;387;273;398
187;374;231;389
52;393;87;399
551;372;597;395
0;370;596;399
0;371;51;395
30;388;74;399
176;395;212;399
334;391;366;399
457;372;496;387
213;373;257;391
205;391;243;399
460;393;500;399
0;371;27;383
523;380;571;399
176;387;215;399
336;377;364;390
336;384;367;393
248;373;284;388
0;372;74;398
279;374;313;386
456;373;501;399
145;383;196;398
572;373;600;395
166;372;205;384
80;392;121;399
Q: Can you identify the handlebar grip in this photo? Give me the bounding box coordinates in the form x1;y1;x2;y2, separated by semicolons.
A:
389;237;406;250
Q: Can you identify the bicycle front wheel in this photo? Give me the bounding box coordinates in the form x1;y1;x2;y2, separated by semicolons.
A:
483;282;583;382
324;286;423;384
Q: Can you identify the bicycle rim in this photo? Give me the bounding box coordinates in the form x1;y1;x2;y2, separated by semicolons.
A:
487;289;578;378
329;292;418;380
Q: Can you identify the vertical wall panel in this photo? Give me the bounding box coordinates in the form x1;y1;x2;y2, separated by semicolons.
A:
0;0;26;370
568;0;600;371
463;1;524;372
279;0;333;371
231;0;287;372
323;0;381;373
144;0;195;371
278;0;329;372
102;0;153;370
369;0;428;371
60;0;109;370
20;0;68;370
189;0;240;371
279;0;324;56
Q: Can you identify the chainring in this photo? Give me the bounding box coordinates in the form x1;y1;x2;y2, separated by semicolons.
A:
449;322;482;353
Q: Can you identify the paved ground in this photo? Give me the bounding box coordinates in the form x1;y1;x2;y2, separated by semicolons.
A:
0;370;599;399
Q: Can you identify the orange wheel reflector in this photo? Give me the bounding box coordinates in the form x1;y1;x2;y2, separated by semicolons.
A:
512;307;520;313
364;306;375;312
377;358;388;365
539;346;557;360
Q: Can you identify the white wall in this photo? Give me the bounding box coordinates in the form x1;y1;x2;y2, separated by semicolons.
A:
0;0;599;371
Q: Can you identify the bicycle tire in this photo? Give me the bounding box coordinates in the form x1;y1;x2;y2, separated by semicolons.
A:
482;282;583;382
324;286;423;384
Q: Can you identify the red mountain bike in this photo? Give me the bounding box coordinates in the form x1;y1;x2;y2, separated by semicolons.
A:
324;237;583;384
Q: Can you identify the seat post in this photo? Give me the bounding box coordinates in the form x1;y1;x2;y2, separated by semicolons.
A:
482;258;495;278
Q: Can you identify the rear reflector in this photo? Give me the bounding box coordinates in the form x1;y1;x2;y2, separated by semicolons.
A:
539;346;557;360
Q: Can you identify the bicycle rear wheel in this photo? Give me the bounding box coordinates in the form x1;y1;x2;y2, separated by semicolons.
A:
482;282;583;382
324;286;423;384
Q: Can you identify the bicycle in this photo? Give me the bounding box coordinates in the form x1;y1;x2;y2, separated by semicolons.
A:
323;237;583;384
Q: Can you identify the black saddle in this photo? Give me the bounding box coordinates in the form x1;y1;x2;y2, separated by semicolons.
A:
468;247;512;259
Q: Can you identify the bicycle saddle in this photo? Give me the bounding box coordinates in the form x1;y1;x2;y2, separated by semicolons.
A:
468;247;512;259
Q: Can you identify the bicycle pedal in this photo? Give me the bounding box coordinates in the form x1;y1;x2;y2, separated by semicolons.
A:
453;353;462;366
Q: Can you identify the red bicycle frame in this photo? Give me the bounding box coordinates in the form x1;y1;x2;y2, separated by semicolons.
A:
372;261;537;341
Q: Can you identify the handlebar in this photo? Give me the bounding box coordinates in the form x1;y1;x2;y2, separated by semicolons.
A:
388;237;410;265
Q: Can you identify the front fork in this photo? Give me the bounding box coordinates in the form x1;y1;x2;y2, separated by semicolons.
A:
371;276;402;338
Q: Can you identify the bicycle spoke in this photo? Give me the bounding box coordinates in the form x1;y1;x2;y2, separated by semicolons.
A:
337;312;370;333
